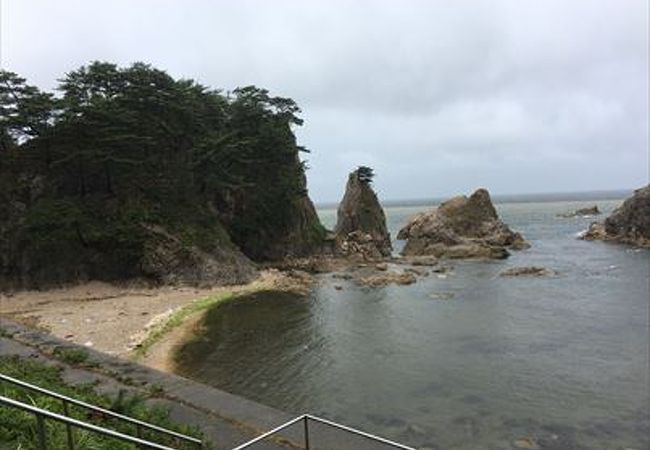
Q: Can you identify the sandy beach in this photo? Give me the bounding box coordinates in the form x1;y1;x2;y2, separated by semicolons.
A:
0;270;314;370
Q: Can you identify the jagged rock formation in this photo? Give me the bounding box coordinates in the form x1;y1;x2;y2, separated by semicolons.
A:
557;206;600;218
397;188;529;259
334;169;392;260
582;185;650;247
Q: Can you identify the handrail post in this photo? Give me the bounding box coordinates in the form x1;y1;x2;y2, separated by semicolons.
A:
303;415;310;450
35;413;47;450
62;400;75;449
136;424;144;449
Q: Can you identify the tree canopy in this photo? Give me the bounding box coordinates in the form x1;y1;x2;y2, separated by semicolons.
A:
356;166;375;184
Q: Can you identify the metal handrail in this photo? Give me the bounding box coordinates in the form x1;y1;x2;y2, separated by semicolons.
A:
230;414;417;450
230;415;305;450
0;372;202;448
0;394;178;450
304;414;416;450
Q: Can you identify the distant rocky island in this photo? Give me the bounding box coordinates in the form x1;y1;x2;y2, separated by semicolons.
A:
557;205;601;218
397;189;529;259
582;185;650;247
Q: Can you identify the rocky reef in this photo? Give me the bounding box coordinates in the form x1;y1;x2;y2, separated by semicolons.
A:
582;185;650;247
335;168;392;260
397;188;529;259
500;266;556;277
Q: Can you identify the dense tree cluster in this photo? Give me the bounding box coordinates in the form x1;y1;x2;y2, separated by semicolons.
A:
0;62;324;287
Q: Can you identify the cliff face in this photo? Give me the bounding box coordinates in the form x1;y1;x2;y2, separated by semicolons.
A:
334;170;392;260
0;174;257;290
583;185;650;247
397;188;529;259
213;152;326;261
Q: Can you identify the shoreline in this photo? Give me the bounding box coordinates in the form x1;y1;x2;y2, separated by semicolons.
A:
0;269;316;375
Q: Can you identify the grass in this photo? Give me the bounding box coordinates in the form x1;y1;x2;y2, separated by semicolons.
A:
0;355;206;449
52;347;90;365
133;291;240;359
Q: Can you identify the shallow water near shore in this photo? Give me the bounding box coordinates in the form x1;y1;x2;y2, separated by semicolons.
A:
175;197;649;450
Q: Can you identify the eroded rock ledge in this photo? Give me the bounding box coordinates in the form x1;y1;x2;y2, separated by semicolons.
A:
582;185;650;247
397;188;529;259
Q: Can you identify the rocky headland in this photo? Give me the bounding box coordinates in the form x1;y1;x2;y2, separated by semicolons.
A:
581;185;650;247
0;63;327;290
397;188;529;259
334;167;392;261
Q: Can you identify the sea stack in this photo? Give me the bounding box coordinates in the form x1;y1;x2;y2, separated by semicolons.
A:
335;167;392;260
397;188;529;259
582;185;650;247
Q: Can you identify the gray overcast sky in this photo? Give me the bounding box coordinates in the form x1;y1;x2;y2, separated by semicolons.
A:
1;0;648;202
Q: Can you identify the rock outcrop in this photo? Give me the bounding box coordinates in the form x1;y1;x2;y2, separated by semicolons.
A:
582;185;650;247
355;270;417;287
397;188;529;259
500;266;556;277
335;168;392;260
557;205;600;218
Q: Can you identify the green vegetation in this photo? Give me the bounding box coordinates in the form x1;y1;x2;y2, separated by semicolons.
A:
134;292;240;359
356;166;375;184
52;347;91;366
0;62;324;289
0;355;205;449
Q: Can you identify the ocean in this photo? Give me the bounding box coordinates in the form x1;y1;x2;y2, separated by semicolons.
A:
176;193;649;450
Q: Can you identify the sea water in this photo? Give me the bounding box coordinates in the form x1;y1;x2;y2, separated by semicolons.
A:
176;195;649;450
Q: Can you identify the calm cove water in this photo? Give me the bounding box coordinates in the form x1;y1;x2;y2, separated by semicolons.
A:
175;196;649;450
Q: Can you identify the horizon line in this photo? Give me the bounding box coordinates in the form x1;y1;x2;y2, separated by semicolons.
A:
314;187;638;208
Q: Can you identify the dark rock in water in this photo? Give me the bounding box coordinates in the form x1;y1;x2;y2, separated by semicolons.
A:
582;185;650;247
397;188;529;259
500;266;557;277
335;168;392;260
513;437;540;449
355;270;417;287
557;205;601;218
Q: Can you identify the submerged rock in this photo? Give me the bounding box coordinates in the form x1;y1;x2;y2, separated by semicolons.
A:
500;266;557;277
513;437;540;450
397;188;529;259
429;292;455;300
557;205;601;218
335;168;392;260
356;271;417;287
582;185;650;247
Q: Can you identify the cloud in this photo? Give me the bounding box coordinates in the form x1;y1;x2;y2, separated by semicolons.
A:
2;0;648;201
